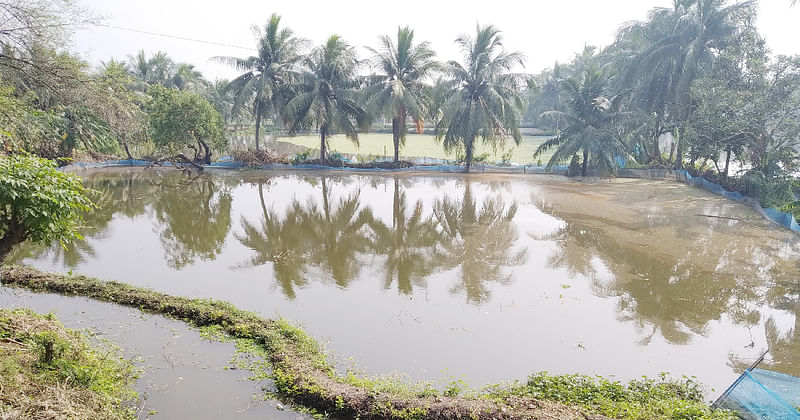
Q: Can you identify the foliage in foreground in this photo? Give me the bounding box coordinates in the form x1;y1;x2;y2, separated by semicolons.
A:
0;265;735;420
0;307;136;420
0;154;97;262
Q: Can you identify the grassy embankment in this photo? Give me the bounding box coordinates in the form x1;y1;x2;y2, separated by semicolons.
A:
0;306;136;419
0;265;735;420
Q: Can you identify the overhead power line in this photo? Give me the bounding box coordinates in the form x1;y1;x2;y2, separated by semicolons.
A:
94;23;255;51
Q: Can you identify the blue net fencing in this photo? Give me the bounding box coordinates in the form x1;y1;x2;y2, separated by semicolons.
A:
714;369;800;419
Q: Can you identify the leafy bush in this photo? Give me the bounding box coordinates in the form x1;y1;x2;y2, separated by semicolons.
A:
291;151;311;165
0;154;97;261
500;149;514;166
740;167;795;209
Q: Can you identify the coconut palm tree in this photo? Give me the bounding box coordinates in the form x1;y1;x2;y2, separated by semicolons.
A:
534;67;631;176
363;26;438;162
213;14;304;151
433;24;525;172
286;35;367;163
170;63;206;92
524;61;567;131
127;50;175;87
618;0;756;166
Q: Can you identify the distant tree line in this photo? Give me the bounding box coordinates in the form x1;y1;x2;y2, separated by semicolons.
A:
2;0;799;211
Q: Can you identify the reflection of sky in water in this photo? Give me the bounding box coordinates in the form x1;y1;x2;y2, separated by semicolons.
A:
9;168;800;397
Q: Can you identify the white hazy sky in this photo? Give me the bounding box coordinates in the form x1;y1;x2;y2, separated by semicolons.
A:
72;0;800;81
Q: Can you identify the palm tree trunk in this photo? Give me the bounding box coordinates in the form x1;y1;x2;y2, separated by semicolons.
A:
465;137;474;173
582;149;589;177
320;125;328;164
674;124;687;169
392;117;400;162
254;103;262;152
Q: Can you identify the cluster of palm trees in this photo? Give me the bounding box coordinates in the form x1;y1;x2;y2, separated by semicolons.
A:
528;0;800;182
92;1;798;184
214;15;526;170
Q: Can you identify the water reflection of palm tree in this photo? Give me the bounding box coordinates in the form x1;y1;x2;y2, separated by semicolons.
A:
238;177;373;294
303;177;373;287
540;208;773;345
433;184;526;303
370;177;441;294
237;182;309;298
154;173;232;269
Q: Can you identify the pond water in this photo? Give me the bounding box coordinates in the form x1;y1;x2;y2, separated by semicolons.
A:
0;287;309;420
8;168;800;398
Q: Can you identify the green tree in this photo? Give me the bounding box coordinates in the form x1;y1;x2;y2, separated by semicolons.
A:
433;24;525;172
127;50;176;88
534;68;631;176
618;0;756;166
214;14;304;151
205;79;236;126
146;84;225;164
286;35;367;163
364;26;438;162
0;154;96;263
524;62;567;131
96;58;148;159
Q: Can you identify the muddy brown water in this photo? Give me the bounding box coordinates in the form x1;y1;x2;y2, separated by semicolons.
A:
7;168;800;400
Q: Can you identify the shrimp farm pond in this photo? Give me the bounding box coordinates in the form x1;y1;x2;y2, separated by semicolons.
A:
7;167;800;397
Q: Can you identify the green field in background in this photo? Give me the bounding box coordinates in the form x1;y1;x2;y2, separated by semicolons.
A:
275;133;553;164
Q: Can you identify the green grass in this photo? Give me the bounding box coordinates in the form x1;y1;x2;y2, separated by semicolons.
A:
485;372;736;420
0;307;137;420
275;133;552;165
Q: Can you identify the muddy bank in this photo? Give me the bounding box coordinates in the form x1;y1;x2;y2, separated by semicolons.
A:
0;285;308;420
1;266;734;420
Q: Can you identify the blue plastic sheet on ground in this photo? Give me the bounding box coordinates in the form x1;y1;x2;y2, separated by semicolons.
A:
714;369;800;419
